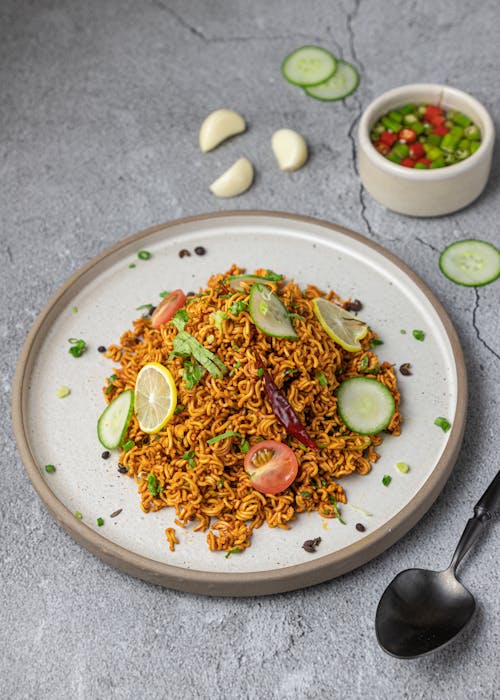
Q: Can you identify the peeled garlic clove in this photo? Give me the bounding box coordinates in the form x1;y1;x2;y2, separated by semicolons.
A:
209;157;254;198
199;109;246;152
271;128;308;171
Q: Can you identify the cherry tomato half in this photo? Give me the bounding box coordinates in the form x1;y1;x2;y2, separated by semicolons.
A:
244;440;298;495
151;289;186;329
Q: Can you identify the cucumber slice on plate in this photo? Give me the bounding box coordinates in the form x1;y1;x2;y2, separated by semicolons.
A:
97;389;134;449
336;377;395;435
249;284;297;339
281;46;337;87
304;60;359;101
439;239;500;287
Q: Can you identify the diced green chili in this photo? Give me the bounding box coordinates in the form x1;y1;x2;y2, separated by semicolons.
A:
434;417;451;432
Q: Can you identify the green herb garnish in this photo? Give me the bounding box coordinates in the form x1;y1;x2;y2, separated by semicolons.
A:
211;310;228;331
225;547;243;558
207;431;243;444
370;338;384;347
122;440;135;451
68;338;87;358
183;359;204;389
412;329;425;341
240;439;250;454
264;270;284;282
328;496;346;524
359;356;369;371
170;331;227;378
97;517;104;527
434;417;451;432
44;464;56;473
257;368;264;377
137;250;152;260
382;475;392;486
136;303;154;312
172;308;189;331
147;473;160;496
316;371;328;387
159;290;171;298
230;300;248;316
182;451;196;469
300;491;312;498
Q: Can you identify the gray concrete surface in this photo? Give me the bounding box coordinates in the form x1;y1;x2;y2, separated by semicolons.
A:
1;1;499;698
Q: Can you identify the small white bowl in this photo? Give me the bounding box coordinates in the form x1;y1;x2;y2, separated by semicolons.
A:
357;83;495;216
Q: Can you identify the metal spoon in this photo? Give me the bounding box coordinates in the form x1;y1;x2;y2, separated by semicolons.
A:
375;469;500;658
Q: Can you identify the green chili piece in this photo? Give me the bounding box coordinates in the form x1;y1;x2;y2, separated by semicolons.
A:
412;329;425;341
392;143;409;159
389;110;403;123
44;464;56;473
382;116;403;132
97;517;104;526
464;124;480;141
434;417;451;432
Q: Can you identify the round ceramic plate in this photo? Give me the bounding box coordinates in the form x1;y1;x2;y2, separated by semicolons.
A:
13;212;467;596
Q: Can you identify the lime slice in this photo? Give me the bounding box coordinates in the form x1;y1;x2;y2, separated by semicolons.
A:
134;362;177;434
312;298;368;352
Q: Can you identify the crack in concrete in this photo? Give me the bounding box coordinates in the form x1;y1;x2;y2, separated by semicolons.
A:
415;236;439;253
472;288;499;360
152;1;317;44
5;245;13;263
344;0;381;241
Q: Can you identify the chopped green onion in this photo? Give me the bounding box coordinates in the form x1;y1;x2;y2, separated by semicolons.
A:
300;491;312;498
382;475;392;487
137;250;152;260
396;462;410;473
230;300;248;316
182;450;196;469
122;440;135;451
129;263;136;269
316;371;328;387
264;270;284;282
75;511;83;520
434;417;451;432
68;338;87;358
225;548;243;558
159;290;171;298
71;306;78;314
412;329;425;341
359;356;369;371
207;431;243;444
44;464;56;473
97;517;104;527
56;385;71;398
147;473;160;496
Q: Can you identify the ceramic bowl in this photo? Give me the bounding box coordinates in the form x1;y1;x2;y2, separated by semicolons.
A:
357;83;495;216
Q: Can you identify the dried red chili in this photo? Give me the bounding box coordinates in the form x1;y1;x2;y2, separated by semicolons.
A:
254;352;319;451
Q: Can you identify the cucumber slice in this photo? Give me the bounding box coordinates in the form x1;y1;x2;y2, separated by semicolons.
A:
439;239;500;287
227;274;273;291
249;284;297;339
97;389;134;449
304;60;359;101
336;377;395;435
281;46;337;87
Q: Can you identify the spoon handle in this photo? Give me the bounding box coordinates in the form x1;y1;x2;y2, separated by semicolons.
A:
449;469;500;572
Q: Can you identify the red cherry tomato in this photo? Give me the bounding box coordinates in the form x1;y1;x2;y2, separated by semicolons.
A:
151;289;186;329
244;440;298;495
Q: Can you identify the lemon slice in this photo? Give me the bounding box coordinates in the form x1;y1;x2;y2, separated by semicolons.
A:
134;362;177;433
312;297;368;352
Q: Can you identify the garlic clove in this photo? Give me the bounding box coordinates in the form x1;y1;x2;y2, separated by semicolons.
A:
271;128;308;171
209;157;254;198
199;109;246;152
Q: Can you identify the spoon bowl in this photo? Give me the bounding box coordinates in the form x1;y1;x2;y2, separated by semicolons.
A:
375;469;500;659
375;567;475;658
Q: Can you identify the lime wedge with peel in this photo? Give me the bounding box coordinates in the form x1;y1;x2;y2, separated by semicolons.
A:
134;362;177;434
312;297;368;352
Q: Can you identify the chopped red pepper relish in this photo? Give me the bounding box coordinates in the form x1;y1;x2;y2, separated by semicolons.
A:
370;103;481;169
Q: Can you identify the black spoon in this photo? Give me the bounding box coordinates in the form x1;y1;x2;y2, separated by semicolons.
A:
375;469;500;659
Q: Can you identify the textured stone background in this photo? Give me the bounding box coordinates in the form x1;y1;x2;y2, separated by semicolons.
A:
1;1;499;698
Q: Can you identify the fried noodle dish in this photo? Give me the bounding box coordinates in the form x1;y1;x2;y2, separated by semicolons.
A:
102;266;401;553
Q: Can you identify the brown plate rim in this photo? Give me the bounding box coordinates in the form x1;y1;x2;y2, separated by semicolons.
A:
12;210;467;596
